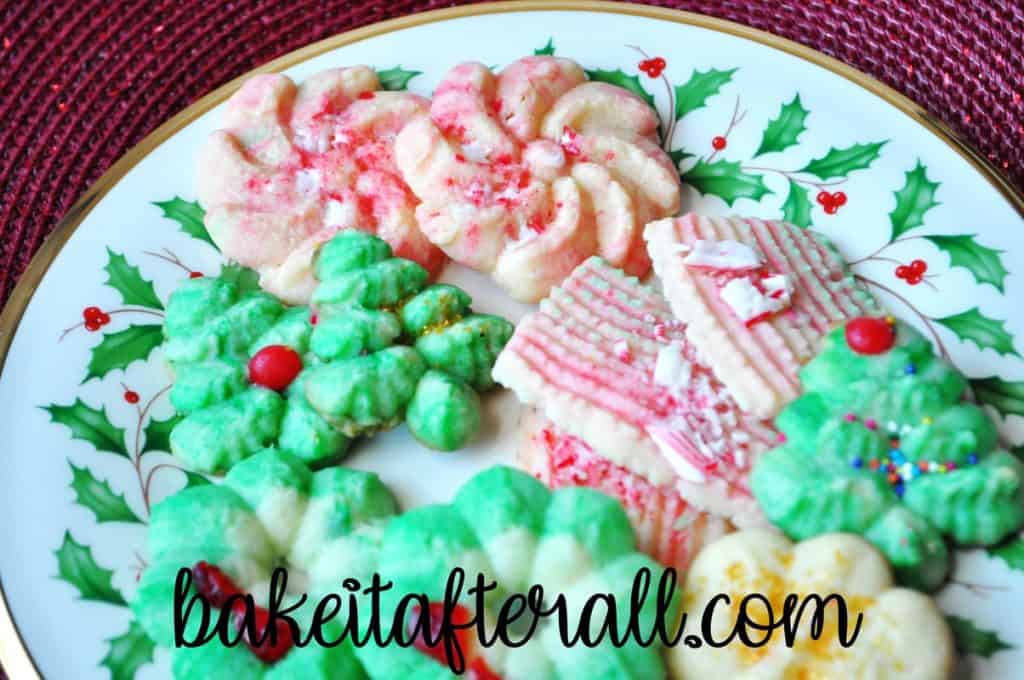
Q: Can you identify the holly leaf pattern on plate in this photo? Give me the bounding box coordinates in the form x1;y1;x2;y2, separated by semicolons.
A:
103;249;163;310
935;308;1018;358
84;324;164;383
673;67;737;120
153;197;213;248
54;531;126;606
668;148;695;169
101;620;156;680
925;234;1007;292
42;399;129;457
586;68;656;109
142;413;182;454
218;262;261;295
534;38;555;55
754;94;809;156
681;158;771;206
989;536;1024;573
798;141;887;180
69;462;141;524
376;66;422;91
183;469;212;489
947;616;1014;658
781;179;813;228
889;160;940;239
972;377;1024;419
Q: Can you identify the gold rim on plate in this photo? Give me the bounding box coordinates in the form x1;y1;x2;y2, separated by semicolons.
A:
2;2;1022;676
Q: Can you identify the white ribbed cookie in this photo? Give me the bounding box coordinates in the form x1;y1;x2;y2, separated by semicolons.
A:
493;256;778;525
645;213;880;419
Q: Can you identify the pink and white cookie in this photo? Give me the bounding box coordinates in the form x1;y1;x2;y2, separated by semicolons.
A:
492;256;779;525
518;407;728;574
197;67;446;304
394;56;681;302
644;213;880;419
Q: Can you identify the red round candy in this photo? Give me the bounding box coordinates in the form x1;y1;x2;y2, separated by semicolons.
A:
845;317;896;355
248;345;302;391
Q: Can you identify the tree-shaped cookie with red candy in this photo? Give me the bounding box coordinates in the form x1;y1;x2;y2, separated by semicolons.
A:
751;316;1024;590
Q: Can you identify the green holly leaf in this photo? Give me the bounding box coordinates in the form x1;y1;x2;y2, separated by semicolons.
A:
673;68;737;120
889;161;940;238
84;324;164;383
781;180;813;228
142;413;182;454
754;94;809;156
988;536;1024;572
376;66;422;91
183;469;212;488
54;531;126;606
101;620;156;680
972;377;1024;419
103;249;163;310
924;234;1007;292
681;159;772;207
935;308;1018;358
69;463;141;524
947;616;1014;658
218;262;261;295
42;399;129;458
586;69;656;109
534;38;555;55
799;141;888;180
153;197;213;248
668;148;695;169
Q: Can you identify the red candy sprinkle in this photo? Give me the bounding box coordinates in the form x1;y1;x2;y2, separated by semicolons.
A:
248;345;303;391
358;91;375;100
845;317;896;355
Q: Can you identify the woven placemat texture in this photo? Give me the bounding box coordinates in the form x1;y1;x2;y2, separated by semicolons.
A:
1;0;1023;312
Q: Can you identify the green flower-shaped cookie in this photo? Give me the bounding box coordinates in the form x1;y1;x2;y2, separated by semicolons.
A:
751;318;1024;590
164;231;514;473
132;449;398;678
356;466;677;679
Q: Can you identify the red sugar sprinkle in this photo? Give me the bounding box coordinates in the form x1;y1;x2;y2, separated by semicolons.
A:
358;91;375;100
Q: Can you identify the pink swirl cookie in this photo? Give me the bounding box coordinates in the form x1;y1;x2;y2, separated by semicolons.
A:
493;257;778;525
197;67;446;304
394;56;681;302
645;214;881;419
518;407;728;574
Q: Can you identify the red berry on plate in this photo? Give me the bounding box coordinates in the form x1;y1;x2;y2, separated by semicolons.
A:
83;306;101;321
711;135;727;150
895;265;911;280
816;191;830;205
824;203;838;215
97;312;111;326
845;317;897;355
248;345;303;391
832;191;847;206
906;273;922;285
910;258;927;275
124;390;139;404
189;271;203;279
84;319;100;332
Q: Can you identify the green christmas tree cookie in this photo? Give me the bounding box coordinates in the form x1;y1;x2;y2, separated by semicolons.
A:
751;316;1024;590
356;465;677;679
164;231;514;474
132;449;398;679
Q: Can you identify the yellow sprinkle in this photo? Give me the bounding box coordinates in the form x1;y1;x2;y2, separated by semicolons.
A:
922;416;933;425
885;315;896;324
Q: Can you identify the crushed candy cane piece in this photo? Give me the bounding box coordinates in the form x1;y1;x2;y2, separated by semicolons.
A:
682;239;762;270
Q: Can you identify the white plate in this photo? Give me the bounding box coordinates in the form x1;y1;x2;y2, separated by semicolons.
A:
2;3;1024;678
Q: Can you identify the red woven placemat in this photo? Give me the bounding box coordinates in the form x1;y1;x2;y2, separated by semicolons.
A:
1;0;1023;312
